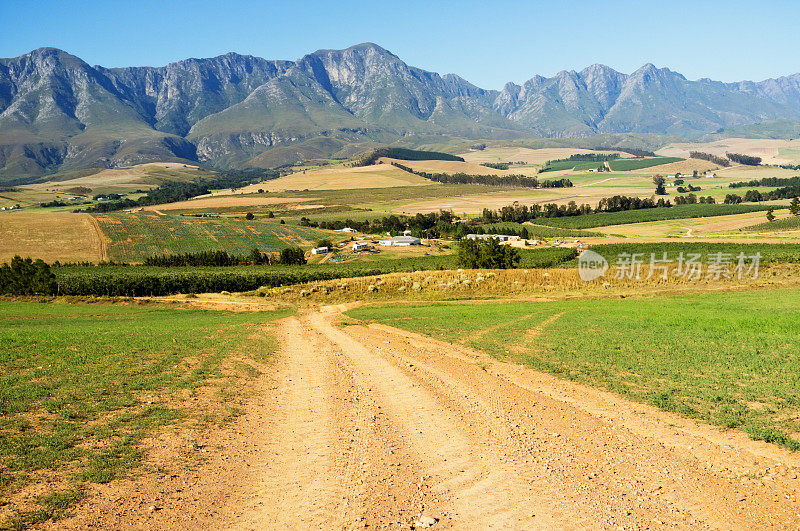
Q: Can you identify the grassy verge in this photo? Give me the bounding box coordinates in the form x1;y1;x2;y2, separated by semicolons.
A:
0;300;289;528
346;288;800;450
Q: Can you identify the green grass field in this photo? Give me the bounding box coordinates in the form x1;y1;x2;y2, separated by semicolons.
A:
0;300;289;528
531;204;773;229
94;212;327;262
347;288;800;450
745;215;800;232
608;157;683;171
576;242;800;266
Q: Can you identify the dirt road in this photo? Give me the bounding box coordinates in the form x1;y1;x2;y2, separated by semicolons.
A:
60;307;800;529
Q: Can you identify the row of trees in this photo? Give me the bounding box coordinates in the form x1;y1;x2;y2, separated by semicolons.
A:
726;152;762;166
729;176;800;188
674;194;716;204
352;147;464;167
142;248;306;267
689;151;731;167
593;146;656;157
724;185;800;203
81;169;279;213
391;162;572;188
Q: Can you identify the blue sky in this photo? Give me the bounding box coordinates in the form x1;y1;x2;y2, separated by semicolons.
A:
1;0;796;89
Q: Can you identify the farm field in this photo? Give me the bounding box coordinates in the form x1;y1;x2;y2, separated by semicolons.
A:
530;203;775;229
458;147;627;164
93;212;327;262
143;195;318;213
657;138;800;165
346;287;800;449
0;211;103;264
50;247;580;297
0;300;289;528
607;157;683;171
745;214;800;232
230;164;432;193
590;209;794;238
385;158;541;177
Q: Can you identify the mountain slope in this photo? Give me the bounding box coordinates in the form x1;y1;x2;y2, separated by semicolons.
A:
4;43;800;182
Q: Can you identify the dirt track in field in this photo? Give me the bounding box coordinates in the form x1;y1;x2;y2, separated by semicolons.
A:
58;306;800;529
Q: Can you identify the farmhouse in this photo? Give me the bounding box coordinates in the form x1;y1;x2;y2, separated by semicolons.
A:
311;246;329;255
378;235;422;246
340;227;357;233
352;242;369;251
466;234;520;242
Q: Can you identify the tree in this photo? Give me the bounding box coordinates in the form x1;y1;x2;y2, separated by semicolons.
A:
653;175;667;195
0;256;56;295
278;247;306;265
766;208;776;222
268;211;275;218
280;219;285;224
456;238;520;269
245;212;255;220
790;197;800;215
316;238;333;249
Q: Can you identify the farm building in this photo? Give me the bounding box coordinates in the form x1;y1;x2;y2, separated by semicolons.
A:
311;246;329;255
340;227;357;233
466;234;520;242
352;242;369;251
378;235;422;246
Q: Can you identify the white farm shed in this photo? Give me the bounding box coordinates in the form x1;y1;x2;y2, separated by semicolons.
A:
378;236;422;246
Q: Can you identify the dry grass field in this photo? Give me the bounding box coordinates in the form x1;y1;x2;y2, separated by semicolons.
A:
143;195;319;212
387;158;540;176
643;158;722;174
0;211;103;263
657;138;800;165
589;209;793;238
234;164;433;193
458;147;630;164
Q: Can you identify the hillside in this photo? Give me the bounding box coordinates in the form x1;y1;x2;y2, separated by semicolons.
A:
5;44;800;182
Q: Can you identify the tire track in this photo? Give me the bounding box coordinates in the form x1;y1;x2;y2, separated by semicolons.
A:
86;213;108;262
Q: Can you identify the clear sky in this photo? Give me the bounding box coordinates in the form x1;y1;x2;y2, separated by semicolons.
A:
1;0;796;90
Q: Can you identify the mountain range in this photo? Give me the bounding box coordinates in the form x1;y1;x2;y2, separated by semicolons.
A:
3;42;800;182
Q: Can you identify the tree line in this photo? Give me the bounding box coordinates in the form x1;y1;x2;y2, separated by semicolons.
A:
724;185;800;204
352;147;464;167
729;176;800;188
142;248;307;267
689;151;731;167
80;169;279;213
593;146;656;157
391;162;572;188
726;152;762;166
674;194;716;205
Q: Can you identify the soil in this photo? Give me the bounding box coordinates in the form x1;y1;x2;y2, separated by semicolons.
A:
55;306;800;529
